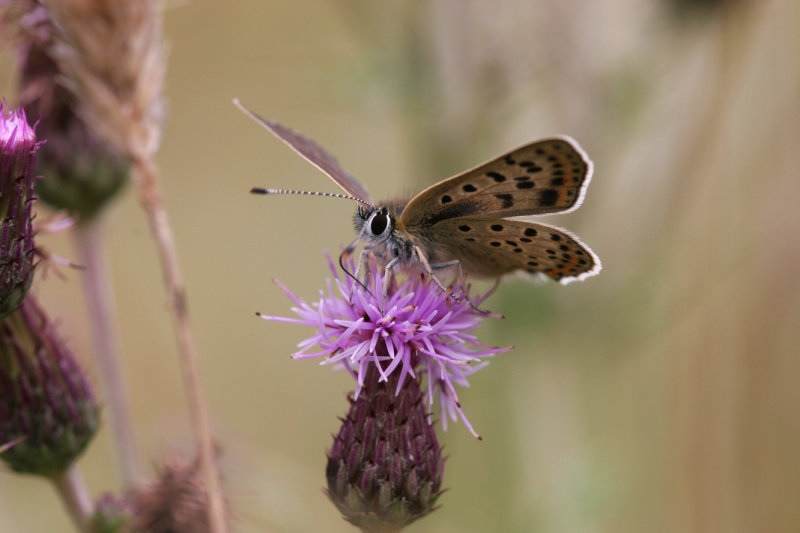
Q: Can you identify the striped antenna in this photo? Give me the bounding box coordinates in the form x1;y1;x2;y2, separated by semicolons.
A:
250;188;374;210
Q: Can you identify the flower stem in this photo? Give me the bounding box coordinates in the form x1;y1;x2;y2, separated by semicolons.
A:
52;465;93;533
75;215;141;488
131;156;227;533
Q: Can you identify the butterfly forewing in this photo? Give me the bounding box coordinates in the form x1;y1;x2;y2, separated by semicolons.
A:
234;100;371;202
426;217;601;283
400;137;591;228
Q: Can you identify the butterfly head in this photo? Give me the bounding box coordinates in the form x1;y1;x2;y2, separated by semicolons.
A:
353;201;414;267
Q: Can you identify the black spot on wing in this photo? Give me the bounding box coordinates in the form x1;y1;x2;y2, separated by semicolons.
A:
424;200;482;226
518;161;543;173
494;194;513;209
539;189;559;207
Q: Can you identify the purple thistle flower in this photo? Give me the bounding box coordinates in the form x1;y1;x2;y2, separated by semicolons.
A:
0;102;40;318
260;254;512;438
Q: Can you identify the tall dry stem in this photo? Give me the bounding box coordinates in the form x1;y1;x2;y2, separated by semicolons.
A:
38;1;227;530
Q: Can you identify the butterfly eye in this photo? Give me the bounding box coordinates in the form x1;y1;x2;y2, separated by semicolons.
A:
369;211;390;236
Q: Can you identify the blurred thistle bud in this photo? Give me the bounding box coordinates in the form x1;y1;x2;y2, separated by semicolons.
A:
12;0;129;219
0;103;39;318
127;452;227;533
0;295;99;476
91;493;132;533
326;366;445;531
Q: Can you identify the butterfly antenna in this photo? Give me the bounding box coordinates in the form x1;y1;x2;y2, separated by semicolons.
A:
250;188;374;210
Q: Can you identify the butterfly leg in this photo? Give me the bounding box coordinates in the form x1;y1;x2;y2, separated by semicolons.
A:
411;245;470;307
432;258;493;313
351;249;370;283
382;256;401;295
349;249;376;302
430;259;464;284
414;247;492;313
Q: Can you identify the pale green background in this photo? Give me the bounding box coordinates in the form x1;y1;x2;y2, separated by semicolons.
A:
1;1;799;532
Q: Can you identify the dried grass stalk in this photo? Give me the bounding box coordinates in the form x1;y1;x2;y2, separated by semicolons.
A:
31;2;228;532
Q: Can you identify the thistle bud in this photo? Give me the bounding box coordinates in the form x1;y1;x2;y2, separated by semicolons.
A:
0;296;99;476
14;1;129;219
326;366;445;531
0;103;39;318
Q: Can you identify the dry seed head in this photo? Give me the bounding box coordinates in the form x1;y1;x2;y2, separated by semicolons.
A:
9;0;130;218
128;452;227;533
38;0;165;162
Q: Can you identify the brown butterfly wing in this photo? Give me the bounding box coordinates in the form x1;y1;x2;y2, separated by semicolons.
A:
234;99;371;202
400;137;591;229
424;217;601;284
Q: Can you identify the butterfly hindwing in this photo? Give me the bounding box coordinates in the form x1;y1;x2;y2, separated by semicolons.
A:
424;216;601;283
234;100;371;202
401;137;591;229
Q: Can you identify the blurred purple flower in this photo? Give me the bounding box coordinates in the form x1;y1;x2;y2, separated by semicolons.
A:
260;254;511;437
0;103;40;317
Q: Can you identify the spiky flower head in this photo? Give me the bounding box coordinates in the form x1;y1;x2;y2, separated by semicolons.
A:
261;255;511;438
0;103;39;318
0;295;99;476
326;364;445;531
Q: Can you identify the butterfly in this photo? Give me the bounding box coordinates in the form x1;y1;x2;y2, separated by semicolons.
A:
235;99;601;289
